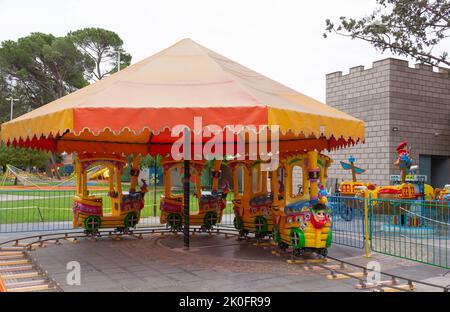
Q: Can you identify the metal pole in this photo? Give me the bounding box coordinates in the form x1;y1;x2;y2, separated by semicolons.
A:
153;156;157;216
364;194;370;257
183;158;190;249
183;128;191;250
6;97;19;121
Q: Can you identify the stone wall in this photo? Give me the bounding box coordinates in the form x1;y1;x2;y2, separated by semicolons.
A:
325;59;392;185
325;58;450;186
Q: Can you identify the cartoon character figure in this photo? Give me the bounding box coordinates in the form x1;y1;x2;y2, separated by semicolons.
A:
310;203;329;229
394;141;413;183
394;141;411;173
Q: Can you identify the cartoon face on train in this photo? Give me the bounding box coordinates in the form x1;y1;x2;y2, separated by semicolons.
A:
285;212;310;231
310;204;331;229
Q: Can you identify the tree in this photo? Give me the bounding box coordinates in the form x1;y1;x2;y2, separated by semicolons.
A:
0;32;91;111
0;141;50;173
324;0;450;68
0;73;11;123
68;28;132;81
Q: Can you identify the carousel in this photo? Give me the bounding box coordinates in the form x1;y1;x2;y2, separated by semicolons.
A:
1;38;364;250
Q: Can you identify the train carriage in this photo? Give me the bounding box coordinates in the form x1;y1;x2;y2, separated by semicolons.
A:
229;161;274;238
72;153;148;234
160;159;226;231
271;151;333;256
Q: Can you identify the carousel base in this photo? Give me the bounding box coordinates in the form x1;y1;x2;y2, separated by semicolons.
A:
24;231;361;292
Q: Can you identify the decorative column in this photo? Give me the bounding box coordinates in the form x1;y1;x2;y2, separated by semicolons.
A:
211;160;222;192
261;170;267;193
270;170;279;207
307;150;320;204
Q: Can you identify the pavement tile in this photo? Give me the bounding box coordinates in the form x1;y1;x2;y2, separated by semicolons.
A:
15;232;448;292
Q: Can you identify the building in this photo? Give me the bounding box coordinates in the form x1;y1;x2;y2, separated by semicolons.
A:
326;58;450;188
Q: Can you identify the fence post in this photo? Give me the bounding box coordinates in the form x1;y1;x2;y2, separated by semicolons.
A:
364;194;370;257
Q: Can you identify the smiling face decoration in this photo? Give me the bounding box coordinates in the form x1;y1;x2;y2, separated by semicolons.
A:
310;203;330;229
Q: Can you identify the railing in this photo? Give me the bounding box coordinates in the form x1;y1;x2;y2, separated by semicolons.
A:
369;197;449;269
328;195;366;249
0;188;235;232
0;189;76;232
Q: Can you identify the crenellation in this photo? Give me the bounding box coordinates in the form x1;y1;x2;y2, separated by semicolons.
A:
326;57;450;187
415;63;433;71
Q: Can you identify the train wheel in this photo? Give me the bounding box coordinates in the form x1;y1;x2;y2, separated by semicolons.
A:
254;216;268;235
233;216;243;230
289;228;305;249
167;213;182;231
272;226;281;243
317;248;328;257
294;248;305;257
278;242;289;250
239;229;249;237
84;215;101;233
204;211;218;229
124;211;139;229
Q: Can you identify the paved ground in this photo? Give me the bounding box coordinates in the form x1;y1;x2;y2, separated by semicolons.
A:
0;231;442;292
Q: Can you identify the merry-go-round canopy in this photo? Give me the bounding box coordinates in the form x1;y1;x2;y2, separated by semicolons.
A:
1;38;364;157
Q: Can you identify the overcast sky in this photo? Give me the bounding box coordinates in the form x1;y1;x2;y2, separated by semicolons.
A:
0;0;405;102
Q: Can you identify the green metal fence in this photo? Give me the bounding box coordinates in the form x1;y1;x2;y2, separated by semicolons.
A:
369;197;449;269
328;195;365;249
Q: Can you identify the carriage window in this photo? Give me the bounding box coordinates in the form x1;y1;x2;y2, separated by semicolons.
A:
200;166;212;192
267;172;272;192
235;165;245;196
292;165;303;197
252;166;262;193
170;166;184;195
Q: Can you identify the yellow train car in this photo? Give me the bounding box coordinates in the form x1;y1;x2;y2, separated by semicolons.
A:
340;181;365;197
436;185;450;201
160;159;226;231
229;161;274;238
271;151;333;256
72;153;148;233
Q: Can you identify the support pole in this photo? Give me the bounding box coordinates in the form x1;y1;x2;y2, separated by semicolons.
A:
183;128;191;250
364;194;371;257
183;159;190;250
153;157;157;216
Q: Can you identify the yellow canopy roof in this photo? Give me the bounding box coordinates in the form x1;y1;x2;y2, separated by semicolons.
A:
1;38;364;155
